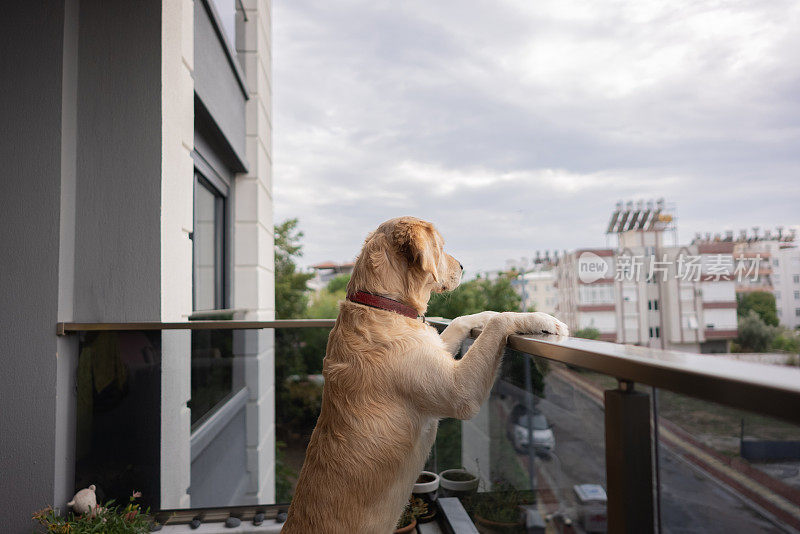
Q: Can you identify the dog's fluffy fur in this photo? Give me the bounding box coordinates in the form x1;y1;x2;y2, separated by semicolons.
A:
282;217;568;533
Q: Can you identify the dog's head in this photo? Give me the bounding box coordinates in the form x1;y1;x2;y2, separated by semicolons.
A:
347;217;463;314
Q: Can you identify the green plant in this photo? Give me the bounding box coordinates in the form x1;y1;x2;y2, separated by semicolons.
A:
771;327;800;353
737;291;779;327
574;327;600;340
275;440;298;502
427;275;521;319
472;479;525;524
33;492;151;534
736;310;776;352
396;497;426;528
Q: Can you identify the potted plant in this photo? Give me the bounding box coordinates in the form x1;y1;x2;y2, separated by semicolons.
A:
438;468;479;498
33;490;153;534
412;471;439;522
472;480;525;533
394;500;419;533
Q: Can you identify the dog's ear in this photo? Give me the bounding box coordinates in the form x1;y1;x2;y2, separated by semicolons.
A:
392;219;440;282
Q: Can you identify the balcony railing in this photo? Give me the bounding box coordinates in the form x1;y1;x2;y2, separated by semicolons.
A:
56;318;800;533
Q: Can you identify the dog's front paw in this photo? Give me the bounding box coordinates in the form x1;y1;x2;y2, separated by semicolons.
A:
508;312;569;337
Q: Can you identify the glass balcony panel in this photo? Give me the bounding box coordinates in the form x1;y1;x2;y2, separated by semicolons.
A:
74;327;335;512
427;339;609;532
654;388;800;533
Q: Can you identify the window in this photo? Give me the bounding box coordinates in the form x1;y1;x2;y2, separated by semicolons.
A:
794;275;799;284
775;291;781;300
773;259;780;267
796;308;800;317
579;284;614;305
649;326;660;338
795;290;800;300
190;172;234;427
193;174;226;311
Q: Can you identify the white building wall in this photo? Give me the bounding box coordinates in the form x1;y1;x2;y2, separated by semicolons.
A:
775;246;800;328
703;308;738;331
701;281;736;302
235;0;276;504
160;0;195;509
579;311;616;332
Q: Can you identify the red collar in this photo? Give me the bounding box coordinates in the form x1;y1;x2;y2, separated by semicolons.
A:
346;291;420;319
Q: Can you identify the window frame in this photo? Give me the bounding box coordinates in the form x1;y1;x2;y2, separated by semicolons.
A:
192;170;230;312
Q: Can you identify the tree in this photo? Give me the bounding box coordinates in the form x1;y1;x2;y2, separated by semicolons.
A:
736;310;776;352
301;276;351;374
274;219;316;445
737;291;778;327
326;273;351;295
275;218;314;320
427;275;521;319
574;327;600;340
770;326;800;354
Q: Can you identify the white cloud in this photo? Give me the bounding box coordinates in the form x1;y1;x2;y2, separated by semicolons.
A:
273;0;800;273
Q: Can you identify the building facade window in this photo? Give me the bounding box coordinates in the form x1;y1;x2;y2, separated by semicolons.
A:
796;308;800;317
193;174;226;311
190;171;234;427
794;275;800;284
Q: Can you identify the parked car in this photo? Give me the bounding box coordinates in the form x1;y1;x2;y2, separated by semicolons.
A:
507;404;555;453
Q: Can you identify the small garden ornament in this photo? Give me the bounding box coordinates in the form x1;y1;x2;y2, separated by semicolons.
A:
67;484;98;517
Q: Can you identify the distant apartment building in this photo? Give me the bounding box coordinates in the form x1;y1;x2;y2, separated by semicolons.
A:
308;261;355;291
693;227;799;328
556;200;738;353
511;269;558;315
774;244;800;329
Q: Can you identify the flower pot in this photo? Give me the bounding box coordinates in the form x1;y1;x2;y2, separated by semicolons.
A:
394;517;417;533
438;469;479;498
412;472;439;523
474;513;524;533
413;471;440;495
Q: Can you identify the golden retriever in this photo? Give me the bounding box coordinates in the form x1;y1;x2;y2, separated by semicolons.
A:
282;216;568;533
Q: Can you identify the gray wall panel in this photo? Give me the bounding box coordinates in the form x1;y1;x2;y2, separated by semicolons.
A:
74;0;163;322
0;3;66;531
190;407;249;507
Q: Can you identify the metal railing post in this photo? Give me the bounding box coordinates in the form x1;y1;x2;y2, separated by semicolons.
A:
604;380;655;534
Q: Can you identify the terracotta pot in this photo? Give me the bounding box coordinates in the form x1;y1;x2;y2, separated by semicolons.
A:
474;513;524;533
394;518;417;533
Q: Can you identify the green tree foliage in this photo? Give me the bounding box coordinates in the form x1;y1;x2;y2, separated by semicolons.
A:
326;273;351;295
573;327;600;340
737;291;779;327
274;219;316;444
736;310;777;352
770;327;800;354
427;275;521;319
275;219;314;320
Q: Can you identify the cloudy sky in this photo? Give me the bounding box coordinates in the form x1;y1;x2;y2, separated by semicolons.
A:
272;0;800;275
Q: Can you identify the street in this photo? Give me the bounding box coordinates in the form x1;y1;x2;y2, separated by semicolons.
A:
500;369;793;533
